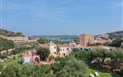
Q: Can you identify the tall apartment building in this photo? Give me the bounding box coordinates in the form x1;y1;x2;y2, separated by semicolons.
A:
80;34;94;47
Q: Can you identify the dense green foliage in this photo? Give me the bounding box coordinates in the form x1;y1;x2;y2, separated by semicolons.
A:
0;54;7;59
0;37;15;51
1;48;123;77
109;39;123;47
51;56;87;77
89;43;102;46
10;47;34;55
36;47;50;61
0;29;24;37
104;38;123;47
0;64;54;77
0;56;87;77
72;49;123;71
56;57;87;77
0;46;34;59
74;50;92;64
38;37;49;44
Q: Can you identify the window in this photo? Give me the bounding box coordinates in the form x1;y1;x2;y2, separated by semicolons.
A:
81;48;83;50
63;53;65;56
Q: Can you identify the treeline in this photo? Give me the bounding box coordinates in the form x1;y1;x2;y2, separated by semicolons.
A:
72;48;123;76
10;47;34;55
0;29;24;37
0;37;15;51
0;46;35;59
104;38;123;47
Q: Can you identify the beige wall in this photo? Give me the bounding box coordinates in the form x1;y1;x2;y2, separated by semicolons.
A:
2;36;37;43
80;34;94;47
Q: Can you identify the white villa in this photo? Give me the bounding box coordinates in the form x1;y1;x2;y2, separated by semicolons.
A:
40;41;57;57
22;51;40;64
58;46;73;57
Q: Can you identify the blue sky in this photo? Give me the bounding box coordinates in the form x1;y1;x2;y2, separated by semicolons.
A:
0;0;123;36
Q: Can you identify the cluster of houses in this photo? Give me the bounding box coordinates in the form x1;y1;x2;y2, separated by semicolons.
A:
22;51;54;66
22;34;117;65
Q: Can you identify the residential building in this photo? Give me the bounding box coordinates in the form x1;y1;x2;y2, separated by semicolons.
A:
1;36;37;43
40;41;57;57
22;51;40;64
58;46;73;57
22;51;54;65
58;43;75;57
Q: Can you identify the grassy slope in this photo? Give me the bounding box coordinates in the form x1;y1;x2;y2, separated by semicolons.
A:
0;56;21;66
85;67;113;77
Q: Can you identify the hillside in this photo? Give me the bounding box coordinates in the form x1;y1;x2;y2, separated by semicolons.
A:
0;37;15;51
0;29;24;37
108;30;123;39
96;30;123;40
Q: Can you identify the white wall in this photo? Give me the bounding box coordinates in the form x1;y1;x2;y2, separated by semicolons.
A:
23;56;33;64
59;47;73;55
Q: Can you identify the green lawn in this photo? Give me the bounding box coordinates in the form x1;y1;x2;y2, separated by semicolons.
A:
85;67;113;77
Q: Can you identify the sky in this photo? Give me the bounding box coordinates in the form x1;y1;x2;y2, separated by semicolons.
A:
0;0;123;36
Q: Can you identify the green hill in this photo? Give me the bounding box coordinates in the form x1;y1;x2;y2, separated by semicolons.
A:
0;37;15;51
0;29;24;37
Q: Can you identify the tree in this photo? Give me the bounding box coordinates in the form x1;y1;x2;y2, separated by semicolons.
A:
89;43;102;46
74;50;92;64
38;37;49;44
57;57;87;77
51;57;68;74
36;47;50;61
52;39;60;44
72;48;80;54
73;38;80;44
109;39;123;47
16;32;23;36
1;64;55;77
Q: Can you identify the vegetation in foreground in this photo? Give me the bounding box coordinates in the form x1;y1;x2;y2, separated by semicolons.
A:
0;48;123;77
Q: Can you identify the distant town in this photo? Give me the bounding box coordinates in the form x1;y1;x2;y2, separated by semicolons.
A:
0;29;123;77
